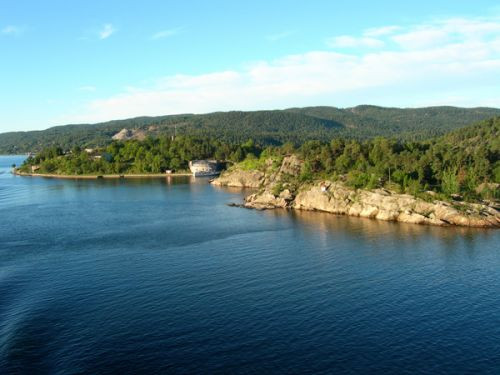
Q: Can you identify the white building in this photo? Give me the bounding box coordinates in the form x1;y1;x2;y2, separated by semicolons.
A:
189;160;221;177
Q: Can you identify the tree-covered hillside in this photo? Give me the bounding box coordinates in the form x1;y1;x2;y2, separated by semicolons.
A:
288;105;500;139
289;116;499;202
2;106;499;153
18;117;499;203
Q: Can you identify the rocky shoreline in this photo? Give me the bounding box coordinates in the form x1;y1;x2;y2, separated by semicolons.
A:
212;156;500;228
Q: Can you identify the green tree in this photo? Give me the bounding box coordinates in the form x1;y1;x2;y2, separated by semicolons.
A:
441;167;459;195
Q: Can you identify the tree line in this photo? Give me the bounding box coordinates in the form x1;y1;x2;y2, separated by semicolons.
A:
19;136;259;175
264;117;499;202
3;106;500;153
19;117;499;202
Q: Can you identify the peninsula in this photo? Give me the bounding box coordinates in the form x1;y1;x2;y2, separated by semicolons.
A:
212;155;499;228
12;115;499;228
211;118;499;228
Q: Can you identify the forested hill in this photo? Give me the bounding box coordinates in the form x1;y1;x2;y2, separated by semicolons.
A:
17;117;499;203
1;105;499;153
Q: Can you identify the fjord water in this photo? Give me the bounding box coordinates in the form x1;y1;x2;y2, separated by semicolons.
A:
1;156;499;374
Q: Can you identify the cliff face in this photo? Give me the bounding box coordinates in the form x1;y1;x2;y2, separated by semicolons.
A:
210;169;265;188
212;156;500;228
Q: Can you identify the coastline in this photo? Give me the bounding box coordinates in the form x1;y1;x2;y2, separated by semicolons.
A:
13;170;193;179
212;156;500;229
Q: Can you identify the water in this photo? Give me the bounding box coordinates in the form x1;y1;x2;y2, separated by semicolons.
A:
1;155;499;374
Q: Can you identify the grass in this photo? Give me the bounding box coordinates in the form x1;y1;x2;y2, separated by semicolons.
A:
238;155;266;171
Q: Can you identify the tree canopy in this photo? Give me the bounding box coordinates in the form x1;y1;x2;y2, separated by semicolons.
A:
19;117;499;202
3;106;500;153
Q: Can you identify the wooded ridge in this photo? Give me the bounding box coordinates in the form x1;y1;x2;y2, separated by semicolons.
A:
2;105;499;153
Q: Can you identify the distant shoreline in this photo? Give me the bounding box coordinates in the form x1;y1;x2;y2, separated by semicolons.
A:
13;170;193;179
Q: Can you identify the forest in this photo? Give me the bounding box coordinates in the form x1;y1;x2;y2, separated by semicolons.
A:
18;137;259;175
18;117;499;203
2;105;500;153
285;116;499;202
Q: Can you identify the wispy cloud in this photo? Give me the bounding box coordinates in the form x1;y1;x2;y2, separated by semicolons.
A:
326;35;384;48
99;24;115;39
326;25;400;48
79;86;97;92
59;16;500;124
266;30;295;41
364;25;400;37
151;27;182;40
391;18;500;49
1;25;24;36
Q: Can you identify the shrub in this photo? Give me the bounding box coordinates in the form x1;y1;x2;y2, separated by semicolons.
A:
346;171;370;189
239;153;265;171
272;182;284;197
299;161;314;182
441;167;459;196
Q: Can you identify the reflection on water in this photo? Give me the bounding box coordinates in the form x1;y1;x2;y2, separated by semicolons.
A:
278;209;495;260
1;155;497;256
219;192;497;258
1;155;500;374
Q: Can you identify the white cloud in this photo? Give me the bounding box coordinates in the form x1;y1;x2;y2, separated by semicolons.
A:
151;28;182;40
58;16;500;124
393;17;500;49
99;24;115;39
393;27;451;49
364;25;400;37
326;35;384;48
266;31;295;41
1;25;24;35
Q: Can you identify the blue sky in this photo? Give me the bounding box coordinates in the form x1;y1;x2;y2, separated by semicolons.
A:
1;0;499;132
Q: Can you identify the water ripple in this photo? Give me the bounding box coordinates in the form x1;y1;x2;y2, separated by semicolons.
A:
0;156;499;374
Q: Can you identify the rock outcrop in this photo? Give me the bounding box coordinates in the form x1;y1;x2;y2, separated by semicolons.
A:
112;128;147;141
291;183;499;227
211;169;264;188
212;156;500;228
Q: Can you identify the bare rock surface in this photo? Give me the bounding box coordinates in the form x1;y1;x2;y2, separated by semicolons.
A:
211;169;264;188
112;128;147;141
292;184;499;227
212;156;500;228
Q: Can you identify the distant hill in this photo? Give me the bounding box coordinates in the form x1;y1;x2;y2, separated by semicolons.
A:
1;105;499;153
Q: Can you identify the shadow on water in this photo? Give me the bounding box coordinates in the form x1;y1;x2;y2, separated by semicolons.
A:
44;175;195;188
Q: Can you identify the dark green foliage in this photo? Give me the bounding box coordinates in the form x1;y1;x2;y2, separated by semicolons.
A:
19;117;500;203
2;106;500;153
271;182;284;197
286;105;500;140
19;136;259;175
293;117;499;201
299;161;314;183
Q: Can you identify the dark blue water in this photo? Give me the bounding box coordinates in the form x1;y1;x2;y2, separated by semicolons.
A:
1;155;499;374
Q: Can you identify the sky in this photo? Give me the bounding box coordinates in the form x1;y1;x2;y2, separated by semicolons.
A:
0;0;499;133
